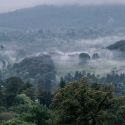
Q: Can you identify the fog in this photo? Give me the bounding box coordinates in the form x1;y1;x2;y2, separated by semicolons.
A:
1;34;124;76
49;35;125;76
1;0;125;13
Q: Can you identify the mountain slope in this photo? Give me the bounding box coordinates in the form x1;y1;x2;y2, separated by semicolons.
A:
0;5;125;30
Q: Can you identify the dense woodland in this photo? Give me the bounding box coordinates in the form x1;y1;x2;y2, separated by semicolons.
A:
63;70;125;95
1;71;125;124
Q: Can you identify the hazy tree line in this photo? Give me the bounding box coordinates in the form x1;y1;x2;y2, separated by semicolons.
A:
62;70;125;95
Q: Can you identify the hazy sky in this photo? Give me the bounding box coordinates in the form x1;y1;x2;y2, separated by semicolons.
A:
0;0;125;13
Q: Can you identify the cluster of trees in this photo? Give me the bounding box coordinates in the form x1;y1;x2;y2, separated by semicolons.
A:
1;76;125;125
0;76;51;125
0;77;33;109
6;55;56;92
62;70;125;95
0;77;52;109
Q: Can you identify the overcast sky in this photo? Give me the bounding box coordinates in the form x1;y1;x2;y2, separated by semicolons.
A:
0;0;125;13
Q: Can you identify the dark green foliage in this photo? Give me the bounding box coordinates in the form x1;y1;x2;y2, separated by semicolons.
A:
79;53;90;64
0;77;35;108
10;55;56;92
0;107;6;113
51;78;115;125
64;71;97;84
63;70;125;96
4;77;24;95
116;106;125;124
13;55;55;78
1;94;50;125
3;77;24;107
20;82;35;100
79;53;90;60
1;75;125;125
107;40;125;51
64;73;74;82
59;77;66;88
22;104;49;125
37;81;52;106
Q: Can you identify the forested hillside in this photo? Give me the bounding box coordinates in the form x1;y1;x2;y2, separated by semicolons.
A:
1;3;125;125
1;77;125;125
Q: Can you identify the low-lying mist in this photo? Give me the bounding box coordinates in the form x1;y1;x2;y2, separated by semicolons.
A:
1;31;125;76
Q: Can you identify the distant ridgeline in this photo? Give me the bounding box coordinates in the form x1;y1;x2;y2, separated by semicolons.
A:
7;55;56;92
0;5;125;40
107;40;125;52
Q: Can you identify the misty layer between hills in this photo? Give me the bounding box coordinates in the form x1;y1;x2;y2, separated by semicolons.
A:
0;5;125;77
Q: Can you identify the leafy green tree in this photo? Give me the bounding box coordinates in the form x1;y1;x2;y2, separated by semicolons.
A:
20;82;35;100
116;106;125;125
4;77;24;95
15;94;33;106
9;94;33;114
4;77;24;107
22;104;49;125
51;78;115;125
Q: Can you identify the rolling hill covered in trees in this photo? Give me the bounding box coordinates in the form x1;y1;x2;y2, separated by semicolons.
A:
1;4;125;125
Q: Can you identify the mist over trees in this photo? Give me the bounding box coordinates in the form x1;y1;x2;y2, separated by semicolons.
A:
1;3;125;125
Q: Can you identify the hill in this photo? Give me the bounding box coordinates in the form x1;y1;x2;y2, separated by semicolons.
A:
7;55;56;92
0;5;125;32
107;40;125;51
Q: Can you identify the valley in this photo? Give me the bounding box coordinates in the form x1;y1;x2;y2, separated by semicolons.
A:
1;4;125;125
